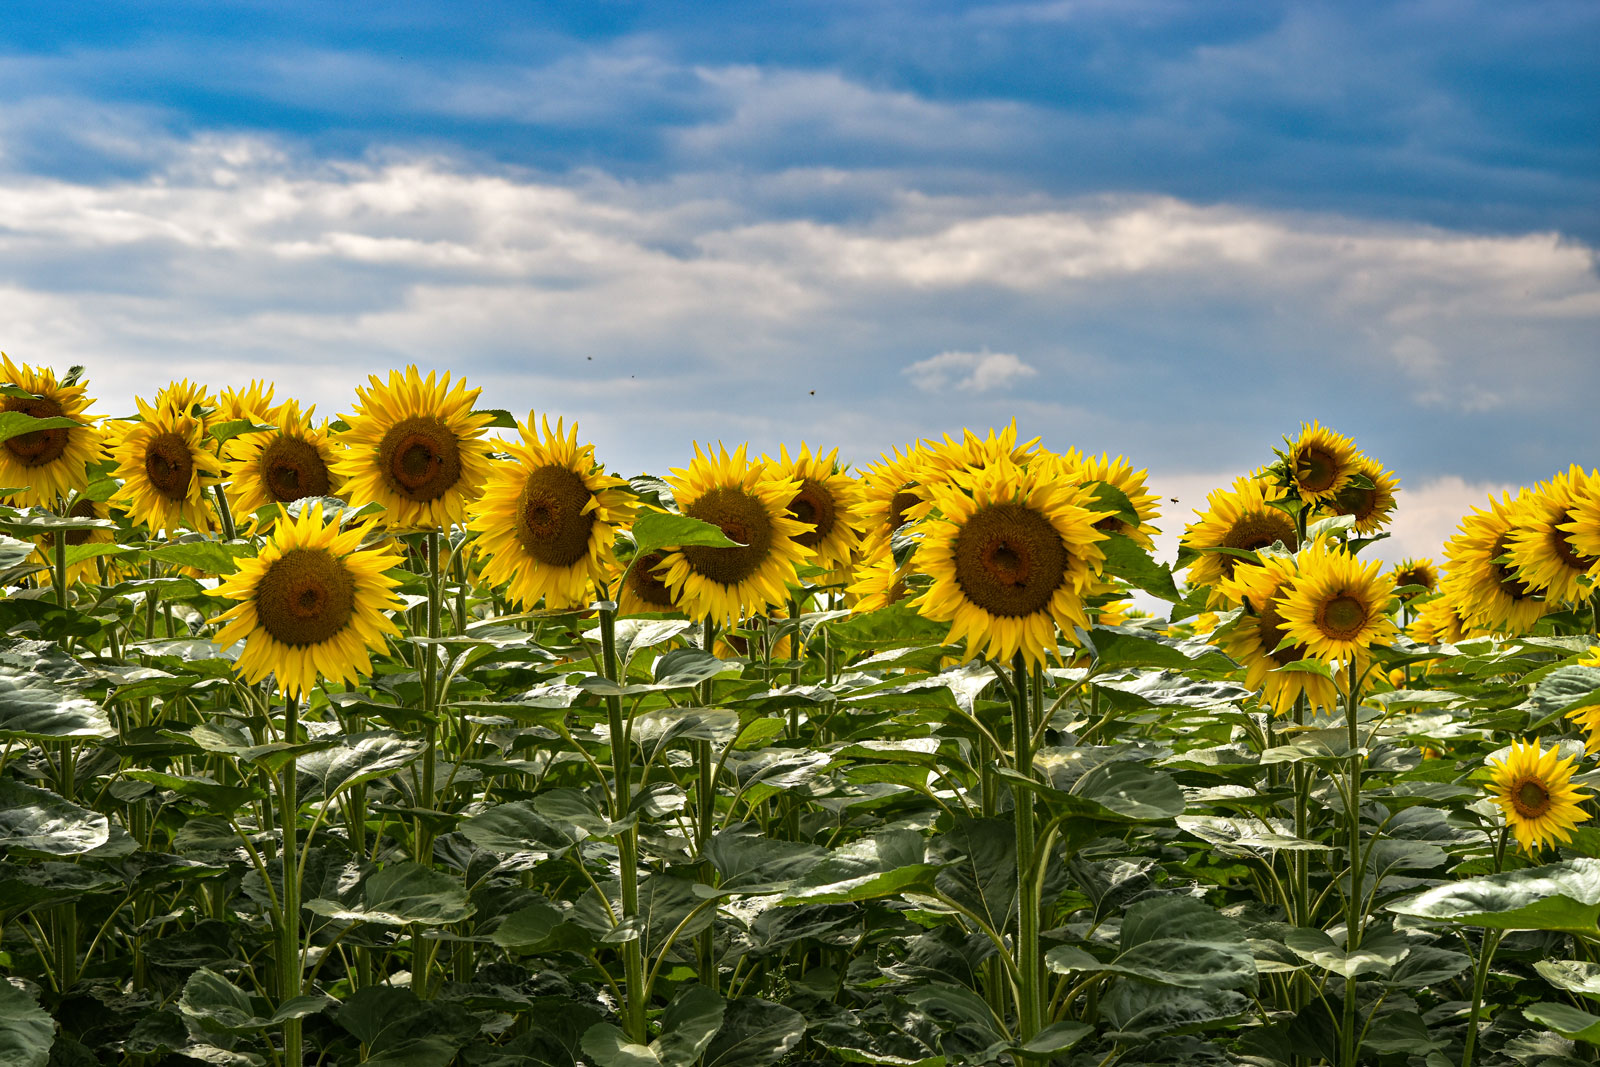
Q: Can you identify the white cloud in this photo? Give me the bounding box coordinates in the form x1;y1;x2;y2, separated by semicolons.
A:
905;350;1038;392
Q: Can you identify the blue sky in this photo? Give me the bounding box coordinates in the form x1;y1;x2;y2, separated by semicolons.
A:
2;1;1597;561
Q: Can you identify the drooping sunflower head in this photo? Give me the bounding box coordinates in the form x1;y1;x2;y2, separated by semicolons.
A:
616;548;681;617
1216;554;1339;716
765;442;865;572
659;443;812;625
1486;738;1592;853
112;395;224;536
1390;557;1439;599
469;414;634;611
213;504;405;699
1058;449;1162;550
0;354;105;507
1181;475;1299;600
1319;455;1399;534
224;399;343;523
215;380;280;427
907;457;1109;668
334;366;495;529
1274;540;1399;665
1443;491;1550;635
1284;422;1361;502
1508;467;1599;606
859;445;938;554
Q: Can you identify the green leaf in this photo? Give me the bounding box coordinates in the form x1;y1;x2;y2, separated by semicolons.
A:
1074;759;1185;820
296;731;424;802
1101;984;1248;1043
1387;858;1600;933
459;801;587;857
0;599;104;642
1099;533;1183;602
207;418;277;445
304;861;475;925
0;668;114;740
827;600;950;652
490;900;568;953
582;985;726;1067
1282;928;1409;979
630;512;742;557
1523;666;1600;729
1084;625;1233;671
1536;959;1600;1001
473;408;518;429
0;779;110;855
1525;1002;1600;1044
702;998;806;1067
1012;1021;1093;1056
781;829;941;904
0;411;82;445
0;981;54;1067
178;968;266;1033
144;541;251;576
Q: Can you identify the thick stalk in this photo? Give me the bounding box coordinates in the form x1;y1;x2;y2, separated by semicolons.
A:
600;605;647;1042
1012;654;1042;1052
413;531;443;995
1341;657;1363;1067
696;617;718;990
279;694;303;1067
212;483;237;542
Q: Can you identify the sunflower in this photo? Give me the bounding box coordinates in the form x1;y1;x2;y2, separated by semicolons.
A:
468;414;633;611
1390;558;1439;599
846;551;912;613
152;379;216;424
1320;456;1399;534
1486;739;1592;853
658;444;811;625
213;504;405;699
111;396;223;536
1059;449;1162;551
858;446;938;556
30;497;114;587
1508;467;1598;606
765;443;864;572
0;354;105;507
919;421;1040;479
1559;468;1600;576
1285;422;1361;503
1181;476;1299;601
907;457;1108;668
224;399;343;523
1217;554;1339;716
215;380;279;427
334;366;494;529
616;550;681;616
1275;541;1398;665
1408;593;1472;646
1442;491;1549;634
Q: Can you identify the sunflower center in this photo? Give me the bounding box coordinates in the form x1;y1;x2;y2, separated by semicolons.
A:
952;502;1069;619
1319;594;1369;640
377;416;462;502
144;433;195;501
788;481;836;549
254;547;357;647
628;551;677;609
1553;511;1595;572
1255;595;1309;666
259;435;331;503
683;486;775;585
1333;484;1377;522
40;498;100;549
3;395;70;467
888;488;920;531
1219;510;1298;579
1513;778;1552;819
1295;446;1338;493
515;464;596;567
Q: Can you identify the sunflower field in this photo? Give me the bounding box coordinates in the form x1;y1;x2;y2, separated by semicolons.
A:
4;357;1600;1067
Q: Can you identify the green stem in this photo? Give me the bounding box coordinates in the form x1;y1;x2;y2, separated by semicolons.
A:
600;602;647;1043
213;483;237;541
1341;657;1363;1067
412;531;443;996
696;617;718;991
1012;654;1042;1054
279;693;302;1067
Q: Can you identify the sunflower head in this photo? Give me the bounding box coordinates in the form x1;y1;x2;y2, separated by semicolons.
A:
1508;467;1599;606
766;442;864;572
1390;558;1439;598
1275;541;1398;665
1320;456;1398;534
859;445;938;554
30;496;114;587
846;550;912;614
616;549;681;616
919;421;1041;478
0;354;105;507
153;380;217;424
213;504;405;698
112;395;224;536
1557;467;1600;578
1285;422;1361;502
1217;554;1339;716
1181;475;1300;601
215;380;280;427
1056;449;1163;551
469;414;634;611
1486;738;1592;853
1443;491;1550;634
334;366;495;529
224;399;343;524
659;443;811;625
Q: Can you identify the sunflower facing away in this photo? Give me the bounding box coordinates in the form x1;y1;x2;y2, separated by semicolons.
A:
469;414;634;611
224;399;343;522
0;354;105;507
1217;554;1339;717
659;444;812;625
1320;455;1399;534
1390;558;1439;599
766;443;865;573
1486;738;1592;853
214;504;405;698
1442;491;1549;634
111;396;223;536
1181;476;1299;602
335;367;495;529
1285;422;1361;503
1276;541;1398;666
1508;466;1598;606
908;456;1109;669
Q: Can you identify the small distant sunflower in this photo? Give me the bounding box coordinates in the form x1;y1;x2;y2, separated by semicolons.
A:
1390;558;1439;599
766;443;864;572
659;444;812;625
1285;422;1361;503
224;399;343;522
112;396;223;536
1443;492;1549;634
213;504;405;699
1321;456;1399;534
616;550;681;616
335;367;495;529
1060;450;1162;551
1486;738;1592;853
0;354;105;507
859;446;937;555
908;457;1108;668
1217;555;1339;716
1275;542;1398;665
31;497;114;587
468;414;633;611
846;551;912;613
1508;467;1598;606
1181;476;1299;601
